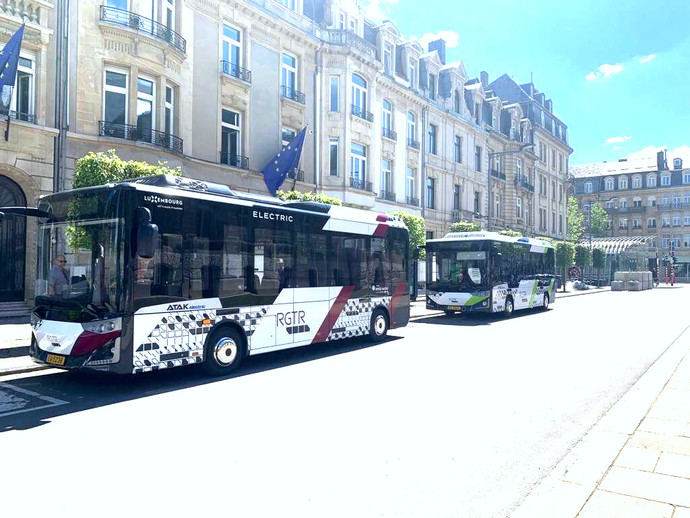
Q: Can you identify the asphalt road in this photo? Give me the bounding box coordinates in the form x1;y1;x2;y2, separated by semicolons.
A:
1;285;688;518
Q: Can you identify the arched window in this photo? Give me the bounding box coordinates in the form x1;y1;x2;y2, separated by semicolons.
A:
351;74;367;117
647;173;657;187
584;181;593;194
605;177;614;191
632;175;642;188
618;176;628;190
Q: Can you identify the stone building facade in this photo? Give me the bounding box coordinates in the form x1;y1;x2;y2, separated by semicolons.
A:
0;0;572;304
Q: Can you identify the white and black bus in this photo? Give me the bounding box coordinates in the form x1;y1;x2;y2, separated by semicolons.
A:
18;175;409;374
425;232;556;316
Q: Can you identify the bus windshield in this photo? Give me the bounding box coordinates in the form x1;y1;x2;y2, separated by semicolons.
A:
35;190;125;321
428;240;489;291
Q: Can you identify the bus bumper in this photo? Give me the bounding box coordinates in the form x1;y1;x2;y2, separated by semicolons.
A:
426;297;491;313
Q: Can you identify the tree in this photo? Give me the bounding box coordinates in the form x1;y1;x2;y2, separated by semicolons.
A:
589;202;609;238
574;244;591;281
73;150;181;189
497;228;523;237
555;241;575;292
592;247;606;286
567;197;585;242
276;189;343;205
449;220;480;232
392;211;425;259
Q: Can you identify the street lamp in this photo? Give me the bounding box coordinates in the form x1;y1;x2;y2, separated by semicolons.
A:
487;143;534;230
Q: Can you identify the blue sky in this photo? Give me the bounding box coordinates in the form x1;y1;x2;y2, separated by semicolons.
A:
361;0;690;165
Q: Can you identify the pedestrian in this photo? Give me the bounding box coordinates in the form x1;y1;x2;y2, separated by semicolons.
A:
49;254;70;296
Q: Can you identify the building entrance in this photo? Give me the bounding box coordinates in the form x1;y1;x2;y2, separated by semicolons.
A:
0;175;27;301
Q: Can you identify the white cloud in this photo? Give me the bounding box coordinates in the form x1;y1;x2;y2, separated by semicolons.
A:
585;63;624;80
639;54;656;64
605;136;632;144
628;145;690;164
361;0;398;23
412;30;460;50
613;146;622;151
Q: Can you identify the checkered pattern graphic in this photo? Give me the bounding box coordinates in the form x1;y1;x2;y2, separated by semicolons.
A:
325;296;391;341
133;306;268;374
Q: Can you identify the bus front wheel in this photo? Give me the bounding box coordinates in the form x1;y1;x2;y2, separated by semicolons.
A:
503;297;514;318
542;293;550;311
370;308;389;341
203;326;246;375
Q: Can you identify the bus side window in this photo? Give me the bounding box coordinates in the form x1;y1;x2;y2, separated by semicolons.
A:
370;237;390;287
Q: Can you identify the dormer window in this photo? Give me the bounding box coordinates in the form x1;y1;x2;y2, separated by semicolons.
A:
647;173;657;187
618;176;628;190
428;73;436;100
584;181;593;194
408;59;417;89
605;177;614;191
383;43;393;75
632;175;641;188
337;11;345;30
453;90;460;113
349;18;357;34
661;174;671;186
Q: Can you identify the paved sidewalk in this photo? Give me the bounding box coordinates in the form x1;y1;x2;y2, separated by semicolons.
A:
512;323;690;518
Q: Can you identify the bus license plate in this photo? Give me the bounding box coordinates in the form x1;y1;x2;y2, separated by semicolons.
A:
46;354;66;366
447;305;462;311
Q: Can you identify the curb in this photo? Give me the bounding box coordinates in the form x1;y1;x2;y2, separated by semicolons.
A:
557;288;610;299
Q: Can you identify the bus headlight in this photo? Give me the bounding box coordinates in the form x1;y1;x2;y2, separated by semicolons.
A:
83;318;121;334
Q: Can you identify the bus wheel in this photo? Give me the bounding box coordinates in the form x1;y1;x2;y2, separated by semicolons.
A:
370;309;389;341
203;327;245;375
542;293;550;311
504;297;514;318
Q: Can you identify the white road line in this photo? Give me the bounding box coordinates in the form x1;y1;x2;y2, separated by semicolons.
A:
0;382;68;418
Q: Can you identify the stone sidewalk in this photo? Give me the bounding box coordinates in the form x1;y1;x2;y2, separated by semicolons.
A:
512;323;690;518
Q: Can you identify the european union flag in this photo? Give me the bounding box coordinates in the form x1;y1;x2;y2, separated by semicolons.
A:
0;24;25;95
262;126;307;196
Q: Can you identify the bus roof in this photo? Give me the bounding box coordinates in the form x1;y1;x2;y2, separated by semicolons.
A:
428;231;554;249
40;175;408;234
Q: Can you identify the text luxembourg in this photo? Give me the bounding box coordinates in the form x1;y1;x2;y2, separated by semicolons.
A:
253;210;294;222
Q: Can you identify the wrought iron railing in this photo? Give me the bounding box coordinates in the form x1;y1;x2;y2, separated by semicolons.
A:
286;169;304;181
0;109;36;124
220;152;249;170
490;169;506;180
281;85;305;104
606;206;647;213
100;5;186;54
406;196;419;207
382;128;397;141
349;177;373;192
407;138;420;149
514;176;535;192
221;60;252;83
656;202;690;211
379;190;396;202
322;29;376;58
351;104;374;122
99;121;183;154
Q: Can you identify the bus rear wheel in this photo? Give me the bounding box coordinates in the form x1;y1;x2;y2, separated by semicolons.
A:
203;326;246;375
503;297;514;318
370;308;389;341
542;293;550;311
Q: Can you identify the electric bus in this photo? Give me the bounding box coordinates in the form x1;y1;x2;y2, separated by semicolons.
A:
8;175;410;374
425;232;556;316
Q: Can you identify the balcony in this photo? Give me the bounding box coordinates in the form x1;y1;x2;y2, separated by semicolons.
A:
490;169;506;181
382;127;397;141
99;121;183;154
378;190;396;202
321;29;376;59
406;196;419;207
407;138;420;150
656;202;690;211
514;176;535;192
349;177;373;192
0;109;36;124
286;169;304;181
220;152;249;170
351;104;374;122
606;206;647;214
99;5;186;54
281;85;305;104
220;60;252;83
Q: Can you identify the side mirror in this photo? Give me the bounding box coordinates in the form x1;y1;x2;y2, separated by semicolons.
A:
136;207;159;259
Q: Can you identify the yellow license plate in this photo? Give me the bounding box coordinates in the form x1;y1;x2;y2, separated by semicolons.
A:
447;305;462;311
46;354;66;366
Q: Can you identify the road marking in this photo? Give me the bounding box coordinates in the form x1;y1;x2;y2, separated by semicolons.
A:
0;382;68;418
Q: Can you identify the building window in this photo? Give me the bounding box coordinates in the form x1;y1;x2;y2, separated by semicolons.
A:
684;173;690;184
516;158;522;180
632;175;642;188
351;73;367;116
453;89;461;113
662;238;669;249
426;230;434;240
559;214;563;233
474;190;481;215
222;24;242;78
673;215;681;227
552;211;556;233
684;214;690;226
11;55;34;120
619;198;627;209
618;218;628;229
281;127;296;147
648;217;656;228
406;167;415;201
584;181;593;194
648;196;656;207
337;11;345;30
632;218;641;229
382;99;393;138
407;112;416;145
633;198;642;208
136;76;155;141
428;124;437;155
350;143;367;185
663;195;670;207
428;73;436;100
661;175;671;186
684;193;690;205
551;180;556;200
381;159;392;197
540;175;547;196
647;174;657;187
551;150;556;170
221;108;241;164
475;145;482;172
558;154;563;174
103;68;128;125
329;76;339;112
426;177;435;209
606;200;614;209
540;208;547;231
280;0;295;10
329;138;338;176
663;215;671;227
453;184;461;210
164;85;174;137
408;59;416;88
495;194;501;219
281;53;298;99
454;135;462;163
516;197;522;219
383;42;393;75
605;177;614;191
619;176;628;190
164;0;175;29
673;194;681;208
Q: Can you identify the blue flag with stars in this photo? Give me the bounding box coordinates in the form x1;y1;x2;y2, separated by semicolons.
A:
262;126;307;196
0;24;25;96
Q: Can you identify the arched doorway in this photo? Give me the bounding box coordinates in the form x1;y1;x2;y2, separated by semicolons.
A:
0;175;27;301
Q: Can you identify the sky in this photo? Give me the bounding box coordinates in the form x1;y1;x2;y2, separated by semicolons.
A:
360;0;690;166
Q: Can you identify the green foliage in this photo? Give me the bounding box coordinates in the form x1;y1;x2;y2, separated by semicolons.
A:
497;228;523;237
392;211;426;259
592;247;606;269
567;197;585;242
589;202;609;238
556;241;575;269
73;150;181;189
449;220;480;232
276;189;343;205
574;244;591;268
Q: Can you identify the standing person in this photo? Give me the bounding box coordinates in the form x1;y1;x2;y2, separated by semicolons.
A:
49;254;70;296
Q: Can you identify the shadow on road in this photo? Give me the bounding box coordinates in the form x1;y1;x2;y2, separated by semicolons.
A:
413;307;549;326
0;334;401;433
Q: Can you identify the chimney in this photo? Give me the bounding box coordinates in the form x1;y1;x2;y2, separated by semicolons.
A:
657;150;668;171
480;71;488;89
428;38;446;65
545;99;552;112
674;157;683;170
